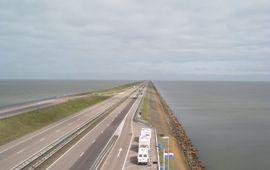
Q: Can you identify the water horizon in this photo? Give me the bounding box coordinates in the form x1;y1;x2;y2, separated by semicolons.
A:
0;80;131;107
155;80;270;170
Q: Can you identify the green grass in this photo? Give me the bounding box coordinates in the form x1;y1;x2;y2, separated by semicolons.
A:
94;81;142;94
0;95;109;146
140;89;149;121
159;149;164;165
0;81;142;146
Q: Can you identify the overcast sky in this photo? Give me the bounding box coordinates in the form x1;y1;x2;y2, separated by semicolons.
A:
0;0;270;80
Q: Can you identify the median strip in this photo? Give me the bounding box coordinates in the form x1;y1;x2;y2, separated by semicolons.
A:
90;135;118;170
0;96;109;146
13;94;132;170
13;86;141;170
0;81;141;146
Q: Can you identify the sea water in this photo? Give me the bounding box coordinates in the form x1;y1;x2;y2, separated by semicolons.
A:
0;80;130;107
155;81;270;170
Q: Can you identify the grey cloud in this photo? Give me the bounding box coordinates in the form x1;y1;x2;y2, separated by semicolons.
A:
0;0;270;80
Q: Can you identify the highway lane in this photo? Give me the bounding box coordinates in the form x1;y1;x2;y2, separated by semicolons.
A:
70;99;136;170
0;93;99;119
101;87;146;170
101;98;137;170
0;98;60;118
73;90;145;170
0;86;139;170
47;89;144;170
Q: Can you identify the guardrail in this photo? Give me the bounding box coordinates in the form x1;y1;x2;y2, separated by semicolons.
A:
134;87;149;125
155;128;160;170
89;135;118;170
91;87;145;170
13;87;139;170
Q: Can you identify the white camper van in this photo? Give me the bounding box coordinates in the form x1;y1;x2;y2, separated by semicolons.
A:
141;128;152;138
137;128;152;165
139;135;151;150
137;148;150;165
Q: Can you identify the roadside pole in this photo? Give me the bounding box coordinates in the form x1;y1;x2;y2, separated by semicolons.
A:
168;137;170;170
163;149;165;170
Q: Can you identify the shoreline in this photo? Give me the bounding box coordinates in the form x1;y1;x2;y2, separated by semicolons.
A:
151;82;204;170
141;81;188;169
0;82;140;146
0;82;140;119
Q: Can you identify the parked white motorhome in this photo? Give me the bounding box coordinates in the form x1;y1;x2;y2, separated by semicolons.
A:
137;128;152;165
141;128;151;138
139;135;151;149
137;148;150;165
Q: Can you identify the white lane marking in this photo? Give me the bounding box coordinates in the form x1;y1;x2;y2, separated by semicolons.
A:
17;149;25;154
92;139;96;144
121;94;142;170
46;115;111;170
39;138;45;142
117;148;122;158
46;90;138;170
141;167;154;170
79;152;84;157
101;130;103;134
0;114;84;154
101;92;141;170
124;164;136;169
55;129;61;133
12;95;137;170
0;94;121;154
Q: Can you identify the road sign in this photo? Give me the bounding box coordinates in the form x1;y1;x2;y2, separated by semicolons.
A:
160;165;164;170
164;152;174;158
157;143;161;150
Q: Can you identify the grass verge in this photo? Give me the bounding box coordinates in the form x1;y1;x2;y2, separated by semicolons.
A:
94;81;142;94
140;89;149;121
0;95;109;146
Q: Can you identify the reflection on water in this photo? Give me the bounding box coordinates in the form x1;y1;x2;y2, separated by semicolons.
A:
0;80;130;107
155;81;270;170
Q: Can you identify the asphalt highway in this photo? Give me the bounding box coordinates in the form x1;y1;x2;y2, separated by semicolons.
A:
101;98;137;170
70;98;136;170
101;87;146;170
0;86;138;170
47;94;139;170
0;92;114;119
46;89;144;170
0;98;60;118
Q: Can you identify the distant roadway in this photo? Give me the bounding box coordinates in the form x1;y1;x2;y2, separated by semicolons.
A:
0;86;139;170
101;88;146;170
0;93;109;118
47;88;144;170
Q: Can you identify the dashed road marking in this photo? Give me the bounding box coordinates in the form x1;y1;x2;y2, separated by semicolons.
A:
39;138;45;142
117;148;123;158
124;165;136;169
17;149;25;154
79;152;84;157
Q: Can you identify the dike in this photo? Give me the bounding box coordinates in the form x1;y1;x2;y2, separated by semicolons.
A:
151;82;205;170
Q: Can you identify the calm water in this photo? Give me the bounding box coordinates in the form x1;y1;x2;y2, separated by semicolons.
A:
155;81;270;170
0;80;130;107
